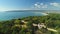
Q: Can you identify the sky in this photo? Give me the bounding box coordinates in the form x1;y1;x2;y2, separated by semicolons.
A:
0;0;60;11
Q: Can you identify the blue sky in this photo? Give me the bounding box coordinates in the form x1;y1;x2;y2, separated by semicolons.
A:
0;0;60;11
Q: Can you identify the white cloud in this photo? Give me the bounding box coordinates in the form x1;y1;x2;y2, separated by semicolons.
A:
32;2;60;9
50;2;60;7
33;2;48;9
34;3;41;8
42;5;48;8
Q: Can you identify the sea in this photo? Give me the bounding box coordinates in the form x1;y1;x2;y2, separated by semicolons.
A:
0;11;48;21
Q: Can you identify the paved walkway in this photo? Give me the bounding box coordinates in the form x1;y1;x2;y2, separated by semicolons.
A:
47;28;58;32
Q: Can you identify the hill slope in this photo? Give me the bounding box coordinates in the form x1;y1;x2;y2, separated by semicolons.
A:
0;13;60;34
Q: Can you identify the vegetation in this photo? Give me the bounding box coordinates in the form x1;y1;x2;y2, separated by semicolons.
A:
0;13;60;34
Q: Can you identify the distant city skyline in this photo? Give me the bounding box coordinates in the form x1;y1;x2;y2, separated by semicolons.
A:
0;0;60;11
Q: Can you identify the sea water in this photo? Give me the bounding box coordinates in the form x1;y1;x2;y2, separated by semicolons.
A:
0;11;47;21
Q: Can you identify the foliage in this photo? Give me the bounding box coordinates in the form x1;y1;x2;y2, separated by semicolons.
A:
0;13;60;34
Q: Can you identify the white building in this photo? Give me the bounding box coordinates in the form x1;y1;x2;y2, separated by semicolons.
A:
38;23;46;29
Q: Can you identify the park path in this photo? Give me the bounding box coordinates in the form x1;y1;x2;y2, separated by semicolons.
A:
47;28;58;32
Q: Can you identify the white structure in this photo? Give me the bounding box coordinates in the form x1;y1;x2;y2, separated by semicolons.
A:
33;23;37;26
21;20;28;23
38;23;46;29
33;23;46;29
33;23;58;32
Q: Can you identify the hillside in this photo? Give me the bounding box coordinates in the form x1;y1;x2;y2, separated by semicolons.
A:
0;13;60;34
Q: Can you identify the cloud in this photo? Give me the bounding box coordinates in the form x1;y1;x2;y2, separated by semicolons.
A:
42;5;48;8
34;3;41;8
50;2;60;7
33;2;48;9
32;2;60;10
